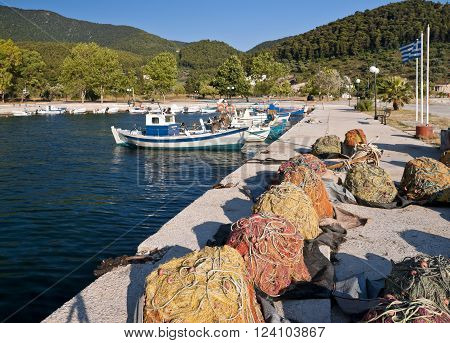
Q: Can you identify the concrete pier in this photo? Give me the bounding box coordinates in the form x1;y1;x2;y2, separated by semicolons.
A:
44;104;449;323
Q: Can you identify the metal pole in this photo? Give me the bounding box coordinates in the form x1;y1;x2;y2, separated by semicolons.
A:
426;24;430;126
420;31;424;124
415;57;418;122
374;72;377;119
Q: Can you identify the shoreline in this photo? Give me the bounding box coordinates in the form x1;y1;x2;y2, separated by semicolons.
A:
43;104;449;323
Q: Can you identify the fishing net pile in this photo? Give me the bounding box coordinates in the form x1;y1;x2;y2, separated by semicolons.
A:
344;129;367;148
344;163;398;205
277;154;327;177
279;165;333;219
143;245;264;323
226;214;311;297
311;135;341;157
400;157;450;203
363;297;450;323
253;182;320;240
384;255;449;314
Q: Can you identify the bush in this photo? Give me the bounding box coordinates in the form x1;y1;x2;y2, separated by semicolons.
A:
355;99;373;112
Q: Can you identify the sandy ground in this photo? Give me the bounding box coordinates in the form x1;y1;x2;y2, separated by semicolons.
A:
43;104;449;323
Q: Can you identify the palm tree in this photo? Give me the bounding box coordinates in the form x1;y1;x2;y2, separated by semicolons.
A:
378;76;413;110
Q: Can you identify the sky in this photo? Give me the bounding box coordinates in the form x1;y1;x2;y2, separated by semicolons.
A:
2;0;407;51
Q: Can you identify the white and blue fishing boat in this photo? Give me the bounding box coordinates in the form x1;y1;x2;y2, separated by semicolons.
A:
111;113;247;150
268;103;304;121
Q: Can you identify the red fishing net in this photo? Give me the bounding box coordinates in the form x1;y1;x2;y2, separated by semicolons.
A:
227;213;311;297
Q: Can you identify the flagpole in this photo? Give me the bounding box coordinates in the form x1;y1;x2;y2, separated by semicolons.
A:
415;55;418;122
420;31;424;124
426;24;430;126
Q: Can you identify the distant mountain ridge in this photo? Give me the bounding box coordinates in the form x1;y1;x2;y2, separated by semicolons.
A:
248;0;449;60
0;5;182;56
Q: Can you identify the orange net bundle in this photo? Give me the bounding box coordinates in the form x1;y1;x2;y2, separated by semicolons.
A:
344;129;367;147
227;213;311;297
280;165;334;219
277;153;328;177
143;246;264;323
253;182;320;240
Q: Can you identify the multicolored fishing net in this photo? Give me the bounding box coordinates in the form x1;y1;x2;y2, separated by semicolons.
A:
143;246;264;323
363;297;450;323
277;154;328;177
400;157;450;203
227;213;311;297
385;255;449;315
344;163;398;204
280;165;334;219
253;182;320;240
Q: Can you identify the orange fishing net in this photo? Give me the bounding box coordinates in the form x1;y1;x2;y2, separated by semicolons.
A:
344;129;367;147
280;165;334;219
400;157;450;203
144;246;264;323
227;213;311;297
253;182;320;240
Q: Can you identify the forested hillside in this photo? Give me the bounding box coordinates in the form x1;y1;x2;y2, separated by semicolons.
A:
250;0;449;82
0;5;180;56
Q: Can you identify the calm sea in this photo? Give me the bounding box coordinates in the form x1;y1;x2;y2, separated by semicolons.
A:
0;112;259;322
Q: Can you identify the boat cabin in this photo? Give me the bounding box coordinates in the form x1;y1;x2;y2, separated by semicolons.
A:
145;113;179;136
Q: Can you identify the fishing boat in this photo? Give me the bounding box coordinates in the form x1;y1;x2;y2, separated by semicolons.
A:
36;106;66;115
111;113;247;150
12;110;32;116
243;126;271;142
201;106;217;114
268;103;304;121
129;107;149;115
71;108;87;114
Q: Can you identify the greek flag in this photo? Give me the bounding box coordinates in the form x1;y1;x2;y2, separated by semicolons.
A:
400;40;421;63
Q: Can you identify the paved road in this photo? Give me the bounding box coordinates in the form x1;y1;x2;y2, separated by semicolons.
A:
403;103;450;119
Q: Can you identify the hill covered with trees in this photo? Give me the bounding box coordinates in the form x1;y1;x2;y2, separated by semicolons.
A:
249;0;449;83
0;5;181;56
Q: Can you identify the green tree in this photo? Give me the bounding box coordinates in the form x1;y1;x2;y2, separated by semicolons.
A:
250;52;289;96
143;52;177;102
378;76;413;110
15;49;46;101
310;68;344;99
271;80;292;97
60;43;124;103
199;80;218;99
60;43;98;103
212;55;250;98
0;39;22;102
173;83;186;96
92;47;124;103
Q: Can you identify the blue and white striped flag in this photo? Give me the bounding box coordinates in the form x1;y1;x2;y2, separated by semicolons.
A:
400;40;421;63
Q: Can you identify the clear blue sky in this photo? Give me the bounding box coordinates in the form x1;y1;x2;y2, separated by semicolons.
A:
3;0;406;51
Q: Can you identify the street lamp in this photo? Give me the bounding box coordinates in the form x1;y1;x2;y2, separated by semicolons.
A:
227;86;235;99
369;66;380;119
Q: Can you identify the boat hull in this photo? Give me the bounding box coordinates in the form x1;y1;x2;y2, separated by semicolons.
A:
111;126;247;150
244;128;270;142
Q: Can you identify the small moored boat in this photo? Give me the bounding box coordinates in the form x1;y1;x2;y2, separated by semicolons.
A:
111;113;247;150
71;108;87;114
36;106;66;115
12;110;32;117
129;107;149;115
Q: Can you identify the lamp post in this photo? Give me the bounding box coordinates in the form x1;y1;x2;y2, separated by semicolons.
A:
227;86;235;99
355;79;361;107
369;66;380;119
